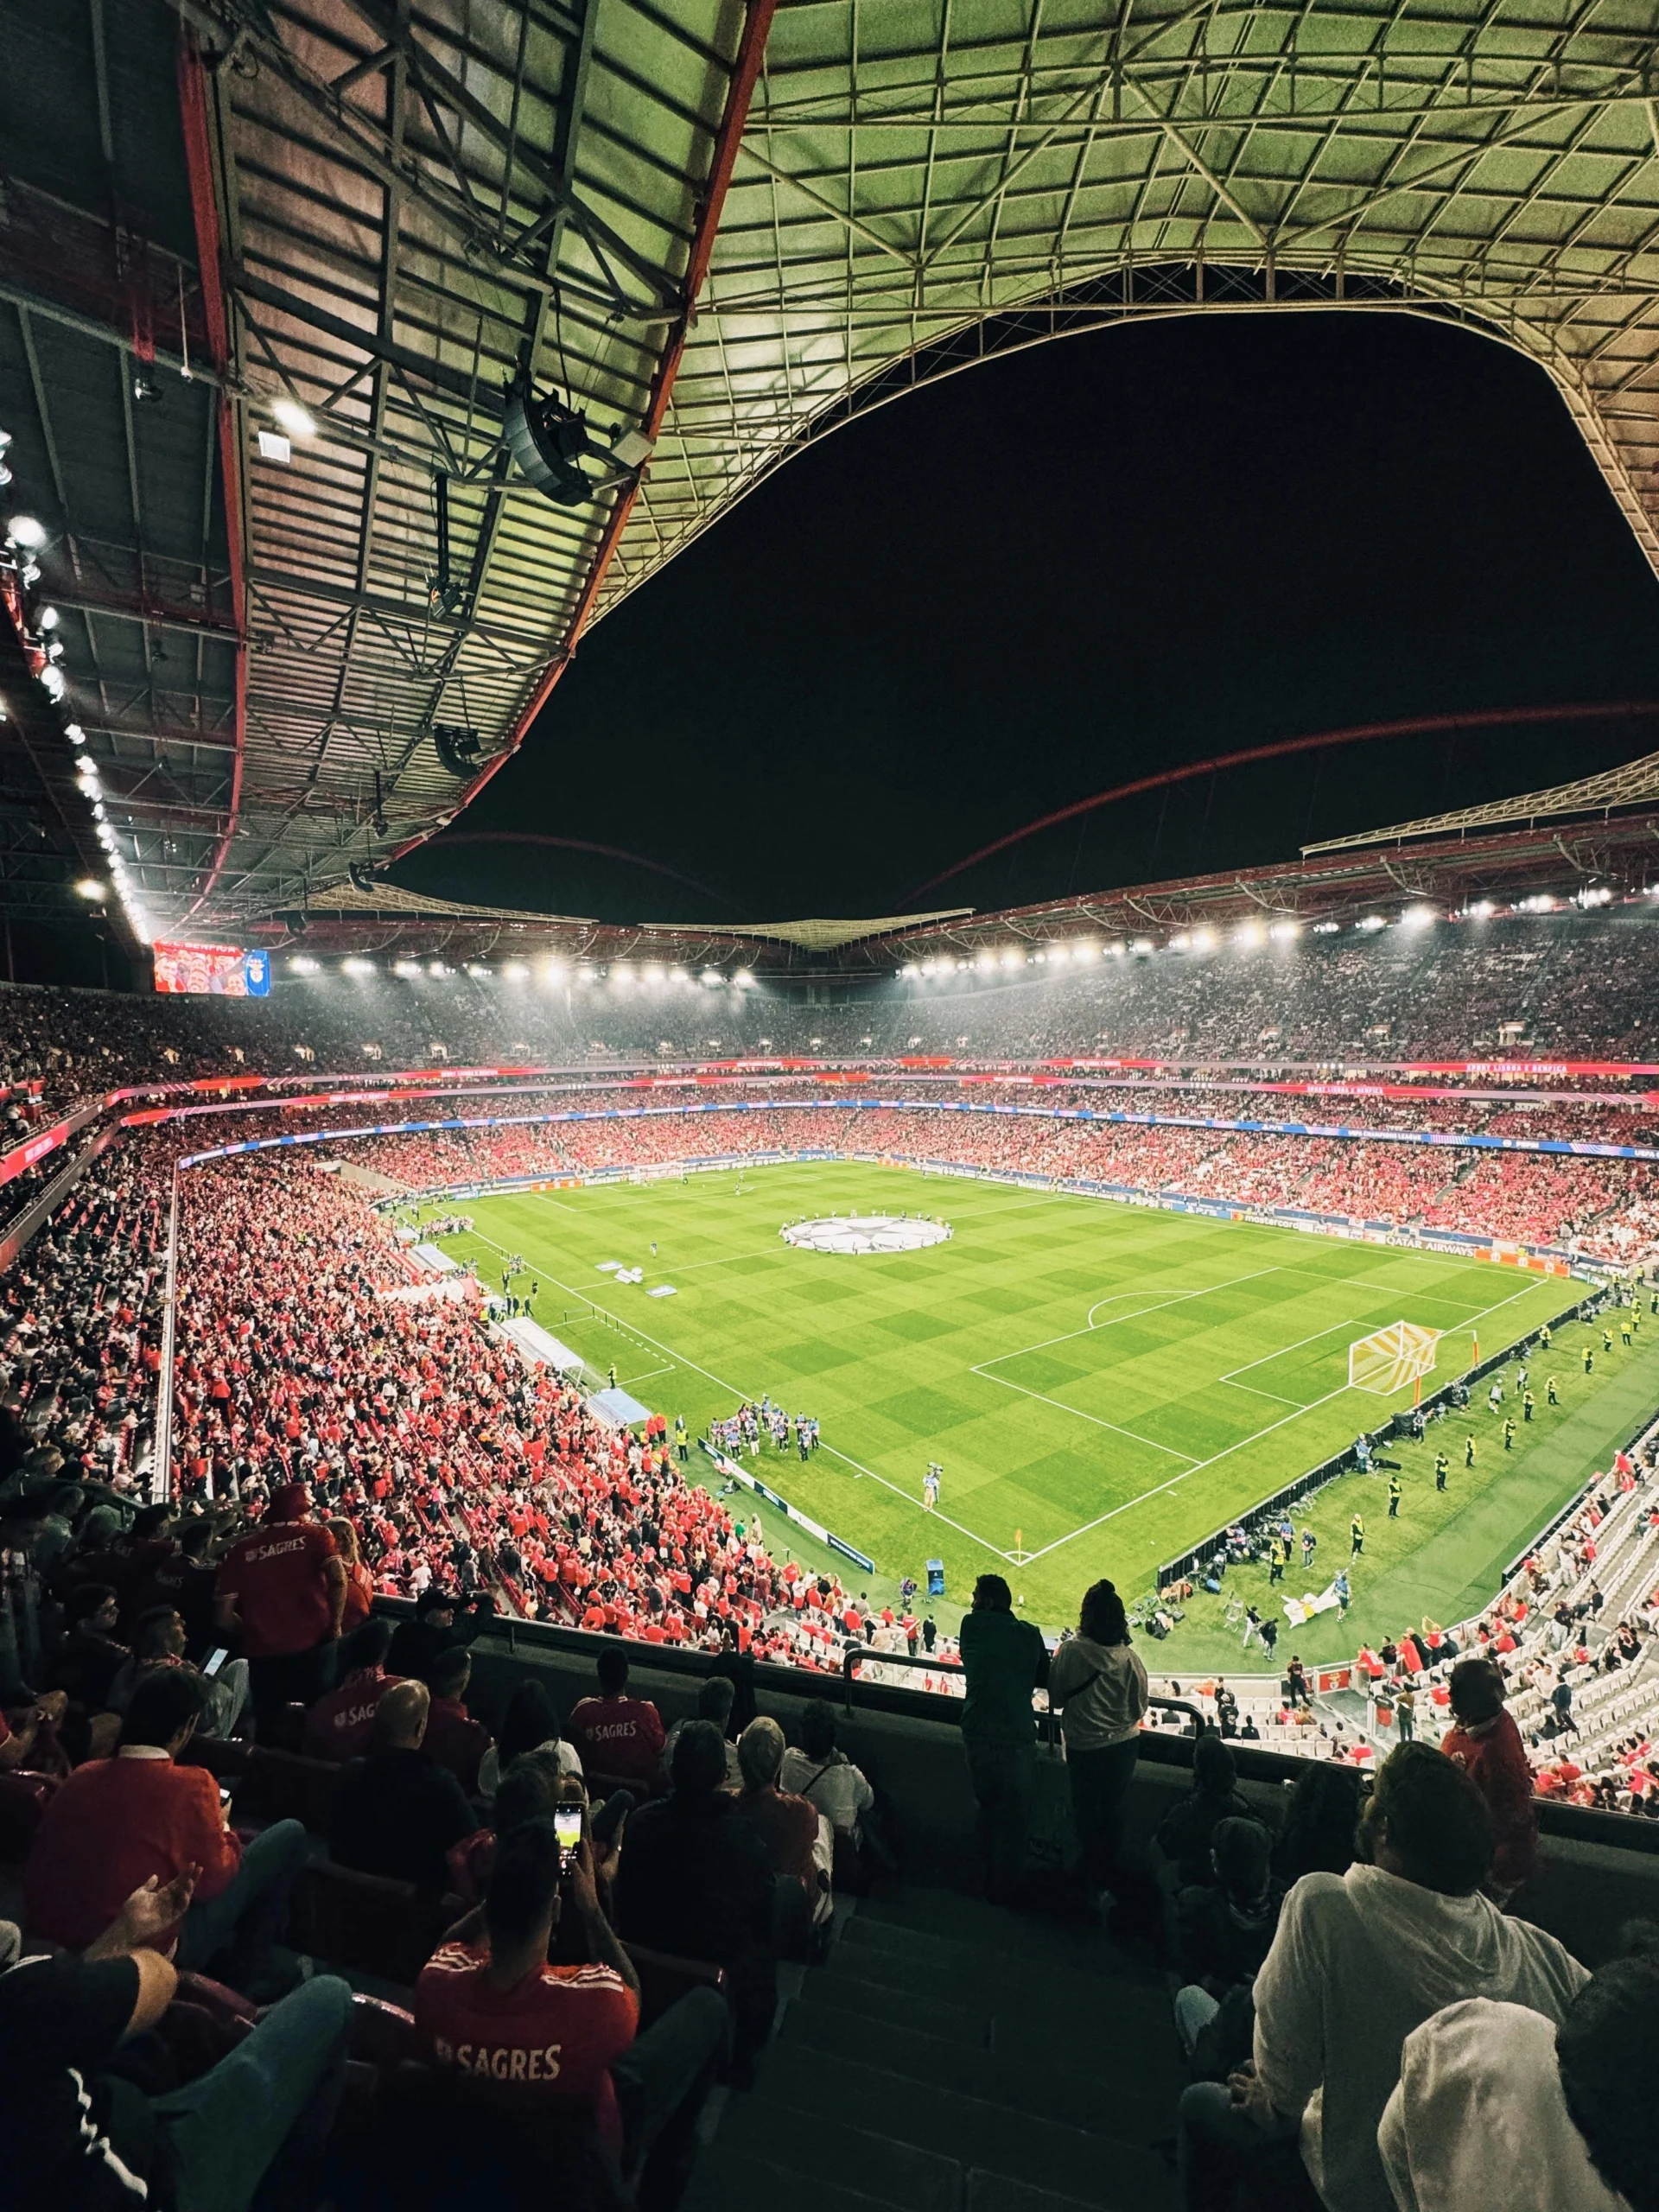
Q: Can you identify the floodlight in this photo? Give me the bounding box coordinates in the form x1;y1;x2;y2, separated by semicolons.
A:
270;399;316;440
73;878;104;899
466;963;490;978
6;515;46;550
1192;927;1217;950
429;961;448;976
256;431;292;464
998;949;1021;969
735;968;754;987
541;958;566;982
901;963;919;978
1269;920;1300;942
1578;885;1612;908
342;957;374;976
40;664;65;701
1233;921;1266;949
1401;905;1437;930
1312;919;1339;934
1356;915;1387;932
64;722;85;744
642;963;664;984
503;960;529;979
37;606;59;631
1130;938;1155;956
289;955;320;974
393;960;422;978
701;968;722;984
1465;900;1495;919
432;724;481;778
613;964;634;986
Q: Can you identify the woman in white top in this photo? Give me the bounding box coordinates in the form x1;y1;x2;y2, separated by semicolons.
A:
1046;1580;1149;1905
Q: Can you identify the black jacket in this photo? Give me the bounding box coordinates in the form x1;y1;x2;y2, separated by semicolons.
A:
330;1747;476;1889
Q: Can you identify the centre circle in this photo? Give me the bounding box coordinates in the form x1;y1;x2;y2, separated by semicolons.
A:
781;1213;953;1255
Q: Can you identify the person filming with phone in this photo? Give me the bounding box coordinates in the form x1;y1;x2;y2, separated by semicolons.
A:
416;1811;726;2205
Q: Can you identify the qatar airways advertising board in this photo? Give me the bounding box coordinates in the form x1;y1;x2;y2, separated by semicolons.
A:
153;942;271;997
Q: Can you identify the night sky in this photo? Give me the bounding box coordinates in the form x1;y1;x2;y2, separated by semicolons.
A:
395;310;1659;929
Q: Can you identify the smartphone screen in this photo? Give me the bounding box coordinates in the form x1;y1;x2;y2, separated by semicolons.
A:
554;1807;582;1868
201;1648;229;1679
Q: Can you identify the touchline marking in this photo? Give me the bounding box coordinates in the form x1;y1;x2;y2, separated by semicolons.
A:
970;1375;1199;1462
461;1229;1014;1563
1016;1273;1556;1565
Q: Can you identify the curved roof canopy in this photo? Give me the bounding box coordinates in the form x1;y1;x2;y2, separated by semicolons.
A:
5;0;1659;939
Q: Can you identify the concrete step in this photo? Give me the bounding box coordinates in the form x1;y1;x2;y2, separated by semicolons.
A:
684;2144;893;2212
712;2092;961;2212
968;2175;1149;2212
823;1921;1173;2048
793;1957;995;2046
855;1888;1169;1994
750;2040;1173;2209
782;1999;1181;2139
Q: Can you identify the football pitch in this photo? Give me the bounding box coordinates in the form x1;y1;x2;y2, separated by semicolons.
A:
420;1162;1659;1650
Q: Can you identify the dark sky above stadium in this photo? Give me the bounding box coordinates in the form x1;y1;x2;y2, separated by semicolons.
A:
396;310;1659;928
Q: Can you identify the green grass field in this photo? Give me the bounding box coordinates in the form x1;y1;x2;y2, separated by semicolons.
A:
417;1162;1659;1653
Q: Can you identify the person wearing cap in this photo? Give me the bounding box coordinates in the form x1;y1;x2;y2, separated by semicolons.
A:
387;1581;494;1685
213;1484;346;1714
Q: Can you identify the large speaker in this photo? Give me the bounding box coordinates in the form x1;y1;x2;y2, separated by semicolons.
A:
432;724;481;778
503;375;594;505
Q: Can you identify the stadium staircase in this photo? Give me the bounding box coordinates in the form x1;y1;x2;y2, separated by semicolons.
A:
686;1889;1183;2212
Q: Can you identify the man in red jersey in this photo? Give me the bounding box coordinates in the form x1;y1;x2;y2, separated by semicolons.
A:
302;1615;403;1763
567;1648;665;1786
215;1484;346;1714
416;1818;724;2196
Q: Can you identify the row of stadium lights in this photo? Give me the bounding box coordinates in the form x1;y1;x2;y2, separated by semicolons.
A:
0;439;153;945
287;956;758;988
897;888;1629;977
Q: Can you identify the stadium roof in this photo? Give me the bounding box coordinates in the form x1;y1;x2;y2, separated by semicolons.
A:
8;0;1659;942
1304;745;1659;852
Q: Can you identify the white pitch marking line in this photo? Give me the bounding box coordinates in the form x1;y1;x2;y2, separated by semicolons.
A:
460;1228;1017;1564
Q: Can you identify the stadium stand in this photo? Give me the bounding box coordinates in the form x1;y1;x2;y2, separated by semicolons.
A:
4;928;1659;2210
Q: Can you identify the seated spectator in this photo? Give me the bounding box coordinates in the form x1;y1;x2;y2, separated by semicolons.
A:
1377;1968;1645;2212
1173;1817;1285;2078
567;1648;665;1785
1274;1764;1363;1886
1180;1745;1588;2212
416;1818;724;2201
779;1701;875;1847
734;1716;830;1948
662;1675;741;1789
23;1670;307;1984
388;1584;493;1686
106;1605;249;1741
302;1614;403;1763
50;1584;129;1712
330;1681;478;1891
1154;1732;1251;1889
478;1678;582;1801
423;1648;492;1796
1440;1656;1539;1895
214;1484;346;1713
447;1751;564;1907
616;1719;776;2069
0;1869;352;2212
0;1688;66;1773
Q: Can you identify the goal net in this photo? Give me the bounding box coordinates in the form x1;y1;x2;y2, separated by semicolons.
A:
1348;1319;1441;1395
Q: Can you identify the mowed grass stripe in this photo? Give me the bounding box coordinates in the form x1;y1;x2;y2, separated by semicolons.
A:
424;1164;1611;1624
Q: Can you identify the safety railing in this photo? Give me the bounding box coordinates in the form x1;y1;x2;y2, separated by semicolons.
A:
839;1642;1205;1745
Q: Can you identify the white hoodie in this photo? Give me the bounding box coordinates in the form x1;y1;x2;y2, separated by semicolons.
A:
1253;1863;1588;2212
1378;1999;1626;2212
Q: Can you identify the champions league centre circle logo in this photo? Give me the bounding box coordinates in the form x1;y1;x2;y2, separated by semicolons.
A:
781;1213;953;1255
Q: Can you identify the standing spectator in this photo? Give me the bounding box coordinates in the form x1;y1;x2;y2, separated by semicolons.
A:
327;1517;375;1637
214;1484;346;1714
422;1647;492;1796
567;1648;666;1785
329;1681;478;1891
957;1574;1048;1904
1440;1657;1539;1895
0;1868;353;2212
1046;1580;1149;1913
1180;1745;1587;2212
23;1670;307;1980
302;1615;404;1763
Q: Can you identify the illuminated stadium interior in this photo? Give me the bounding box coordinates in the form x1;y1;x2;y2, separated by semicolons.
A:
6;3;1659;2207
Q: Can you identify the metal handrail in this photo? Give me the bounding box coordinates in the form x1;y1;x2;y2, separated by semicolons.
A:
838;1642;1205;1742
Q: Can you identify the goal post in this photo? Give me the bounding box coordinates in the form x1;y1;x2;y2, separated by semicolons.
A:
1348;1319;1441;1395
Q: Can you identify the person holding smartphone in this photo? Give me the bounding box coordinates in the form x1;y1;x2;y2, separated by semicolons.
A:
416;1815;725;2198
